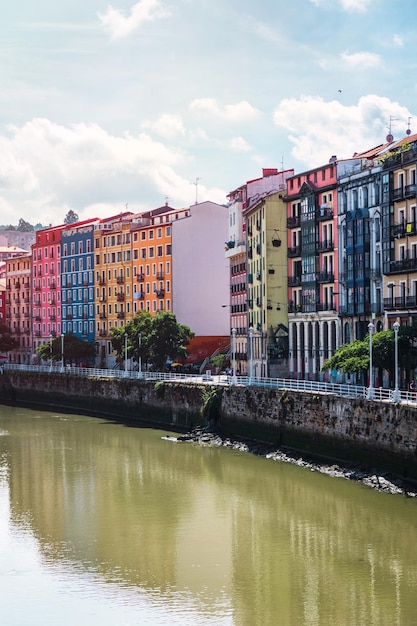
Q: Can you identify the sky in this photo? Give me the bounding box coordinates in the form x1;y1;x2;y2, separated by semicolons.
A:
0;0;416;227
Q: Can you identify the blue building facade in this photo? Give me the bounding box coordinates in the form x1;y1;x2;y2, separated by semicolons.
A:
61;220;98;346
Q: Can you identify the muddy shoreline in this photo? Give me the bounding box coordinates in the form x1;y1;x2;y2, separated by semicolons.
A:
165;427;417;498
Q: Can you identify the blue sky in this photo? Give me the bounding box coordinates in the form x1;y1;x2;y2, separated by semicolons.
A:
0;0;416;226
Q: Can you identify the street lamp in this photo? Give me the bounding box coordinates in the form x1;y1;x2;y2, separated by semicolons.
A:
124;332;128;375
392;321;401;402
248;326;254;384
138;333;142;378
231;328;237;384
48;333;53;372
61;333;64;372
367;322;375;399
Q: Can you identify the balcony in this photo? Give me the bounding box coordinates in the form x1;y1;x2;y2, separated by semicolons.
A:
35;330;41;337
317;271;334;283
318;239;334;252
156;289;165;298
136;273;145;282
98;278;106;286
99;329;107;336
64;280;72;288
117;312;125;319
137;292;145;300
288;245;301;257
66;314;73;320
316;205;333;221
388;258;417;274
156;271;164;280
287;216;301;228
116;293;125;302
15;282;21;289
49;314;56;322
50;282;56;290
116;276;124;284
35;315;41;322
99;313;107;320
288;275;301;287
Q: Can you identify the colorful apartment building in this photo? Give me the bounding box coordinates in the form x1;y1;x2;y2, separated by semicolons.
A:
286;160;339;380
130;203;178;316
6;253;32;363
0;278;5;322
226;169;294;375
61;218;99;344
380;134;417;333
94;212;134;367
337;144;387;347
32;225;65;351
244;185;292;378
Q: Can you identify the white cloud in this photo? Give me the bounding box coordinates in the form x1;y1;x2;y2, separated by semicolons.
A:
98;0;171;40
393;34;403;47
189;98;260;122
340;51;381;69
310;0;374;11
141;114;186;139
0;118;227;226
229;137;252;152
273;94;413;168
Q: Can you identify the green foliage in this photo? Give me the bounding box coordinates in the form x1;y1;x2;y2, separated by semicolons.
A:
322;324;417;377
0;323;18;353
110;311;194;371
17;218;34;232
200;387;223;423
322;339;369;375
36;332;95;364
64;210;79;225
211;354;226;371
154;381;165;399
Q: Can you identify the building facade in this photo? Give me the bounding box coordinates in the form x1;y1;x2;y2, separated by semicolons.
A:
286;160;339;380
6;253;32;364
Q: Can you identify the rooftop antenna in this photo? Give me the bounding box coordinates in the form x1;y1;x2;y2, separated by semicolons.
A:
194;177;201;204
280;156;284;171
165;195;169;207
406;117;412;136
386;115;398;143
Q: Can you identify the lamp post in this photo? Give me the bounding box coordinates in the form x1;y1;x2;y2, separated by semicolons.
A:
367;322;375;399
49;333;53;372
138;333;142;378
248;326;254;384
124;332;128;375
231;328;237;384
392;321;401;402
61;333;64;372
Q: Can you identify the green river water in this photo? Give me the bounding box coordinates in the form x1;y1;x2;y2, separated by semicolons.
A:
1;404;417;625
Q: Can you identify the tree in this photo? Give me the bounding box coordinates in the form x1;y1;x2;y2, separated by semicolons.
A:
109;311;195;371
64;210;79;225
17;218;34;232
110;311;154;368
322;339;369;378
322;325;417;385
0;323;18;353
149;312;194;370
36;333;95;365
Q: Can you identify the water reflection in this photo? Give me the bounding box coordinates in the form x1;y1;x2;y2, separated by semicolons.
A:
1;405;417;625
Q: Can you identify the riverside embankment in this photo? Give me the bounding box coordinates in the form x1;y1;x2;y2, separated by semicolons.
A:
2;369;417;481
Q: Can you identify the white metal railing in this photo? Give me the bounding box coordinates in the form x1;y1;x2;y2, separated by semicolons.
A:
1;363;415;404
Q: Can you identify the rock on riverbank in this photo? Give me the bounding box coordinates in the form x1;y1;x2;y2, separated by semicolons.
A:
167;427;417;498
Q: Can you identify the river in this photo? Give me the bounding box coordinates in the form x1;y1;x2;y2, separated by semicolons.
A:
1;404;417;625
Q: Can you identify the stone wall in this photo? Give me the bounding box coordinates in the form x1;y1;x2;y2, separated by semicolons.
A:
2;370;417;468
221;386;417;459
